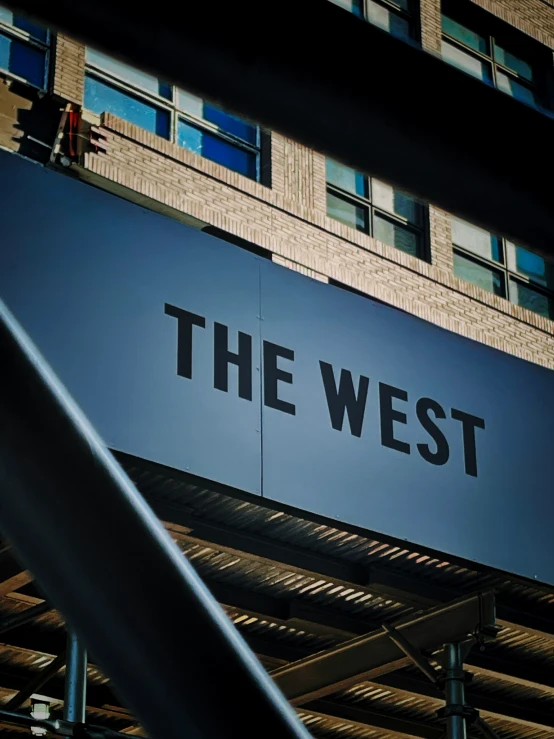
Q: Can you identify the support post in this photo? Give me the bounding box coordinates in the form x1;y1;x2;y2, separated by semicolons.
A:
64;632;87;723
443;643;467;739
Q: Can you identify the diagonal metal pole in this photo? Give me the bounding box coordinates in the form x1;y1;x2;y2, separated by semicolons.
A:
0;298;309;739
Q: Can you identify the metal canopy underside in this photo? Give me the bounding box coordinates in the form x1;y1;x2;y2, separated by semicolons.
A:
7;0;554;256
0;454;553;739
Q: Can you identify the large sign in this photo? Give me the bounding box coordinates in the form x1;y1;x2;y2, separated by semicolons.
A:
1;150;553;585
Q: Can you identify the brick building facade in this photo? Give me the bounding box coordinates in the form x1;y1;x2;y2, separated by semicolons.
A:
1;0;554;367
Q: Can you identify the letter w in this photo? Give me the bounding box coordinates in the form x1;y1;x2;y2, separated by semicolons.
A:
319;361;369;438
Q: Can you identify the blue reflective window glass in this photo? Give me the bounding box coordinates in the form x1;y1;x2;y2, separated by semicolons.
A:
510;280;554;319
496;71;541;109
86;48;172;100
0;6;47;41
441;40;493;83
326;159;367;197
442;15;488;54
84;75;170;139
506;242;554;290
493;43;534;82
328;0;363;17
451;217;501;262
374;214;420;256
178;119;257;179
0;31;45;87
327;192;368;232
367;0;411;41
203;105;257;144
453;252;505;296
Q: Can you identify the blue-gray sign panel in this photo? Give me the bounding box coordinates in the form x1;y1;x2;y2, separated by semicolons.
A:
1;150;554;584
259;263;554;582
0;152;262;494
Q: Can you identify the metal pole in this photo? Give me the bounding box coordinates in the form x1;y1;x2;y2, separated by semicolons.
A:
0;299;310;739
64;632;87;723
443;643;467;739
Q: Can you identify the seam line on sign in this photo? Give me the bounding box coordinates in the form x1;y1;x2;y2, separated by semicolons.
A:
258;259;265;497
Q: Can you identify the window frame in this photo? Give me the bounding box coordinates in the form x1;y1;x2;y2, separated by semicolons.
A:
0;11;50;90
326;161;429;261
85;52;264;182
331;0;420;44
441;0;553;113
452;223;554;319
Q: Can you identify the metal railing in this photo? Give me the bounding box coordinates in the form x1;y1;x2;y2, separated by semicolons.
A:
0;297;311;738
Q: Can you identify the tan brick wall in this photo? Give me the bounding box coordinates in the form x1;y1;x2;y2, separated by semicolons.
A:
469;0;554;46
282;138;317;211
420;0;443;53
77;113;554;369
52;34;85;104
41;0;554;371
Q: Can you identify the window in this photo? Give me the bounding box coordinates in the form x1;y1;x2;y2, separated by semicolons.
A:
328;0;417;42
84;49;262;181
452;217;554;320
0;5;49;89
326;159;426;259
441;0;552;113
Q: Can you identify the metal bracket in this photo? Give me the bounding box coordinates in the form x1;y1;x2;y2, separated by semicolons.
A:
437;704;479;721
382;623;442;686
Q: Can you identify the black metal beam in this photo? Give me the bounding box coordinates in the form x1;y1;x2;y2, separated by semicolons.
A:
0;300;310;739
0;707;131;738
0;664;122;717
4;651;66;710
272;592;496;704
160;506;554;644
366;569;554;640
0;618;551;734
303;699;443;739
375;673;554;732
13;524;554;695
0;601;51;634
162;511;368;586
7;0;554;255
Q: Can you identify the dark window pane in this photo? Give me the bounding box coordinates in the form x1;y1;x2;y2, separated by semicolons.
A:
177;119;258;179
509;280;554;319
442;40;493;82
326;159;367;197
442;15;488;54
496;71;541;108
204;105;257;144
373;179;421;224
391;0;410;11
86;48;171;100
84;75;170;138
493;43;534;82
367;0;411;40
451;217;501;262
328;0;363;17
0;6;48;41
506;242;554;290
327;191;368;232
0;32;45;87
454;252;504;296
374;214;420;256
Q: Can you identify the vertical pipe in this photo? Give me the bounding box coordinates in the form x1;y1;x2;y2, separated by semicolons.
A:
443;643;466;739
64;632;87;723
